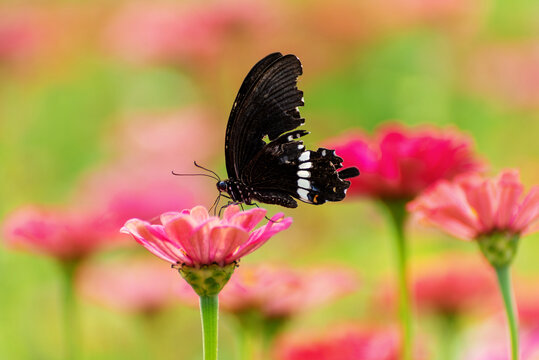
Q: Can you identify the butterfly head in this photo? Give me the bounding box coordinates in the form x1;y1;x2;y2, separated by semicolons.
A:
216;180;228;193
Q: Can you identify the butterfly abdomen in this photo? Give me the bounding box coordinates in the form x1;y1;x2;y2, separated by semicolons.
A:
218;178;254;205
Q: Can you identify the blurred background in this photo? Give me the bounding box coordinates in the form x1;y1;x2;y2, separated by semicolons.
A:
1;0;539;359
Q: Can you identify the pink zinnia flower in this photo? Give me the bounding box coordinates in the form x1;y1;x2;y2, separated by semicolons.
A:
121;205;292;268
408;170;539;241
327;124;482;200
2;206;120;261
78;258;179;314
276;326;401;360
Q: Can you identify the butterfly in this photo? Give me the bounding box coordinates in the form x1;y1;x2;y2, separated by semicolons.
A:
212;52;359;208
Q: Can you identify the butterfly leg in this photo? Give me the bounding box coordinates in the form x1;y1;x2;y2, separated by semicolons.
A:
210;193;235;215
218;200;240;217
249;202;276;222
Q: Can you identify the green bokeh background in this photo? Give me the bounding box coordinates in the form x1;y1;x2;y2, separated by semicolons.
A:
1;0;539;359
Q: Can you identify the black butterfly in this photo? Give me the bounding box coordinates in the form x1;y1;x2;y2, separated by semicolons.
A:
213;52;359;208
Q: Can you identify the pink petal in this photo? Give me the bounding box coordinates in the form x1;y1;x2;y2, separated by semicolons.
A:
495;171;523;228
208;226;249;265
465;180;497;231
430;184;480;230
223;205;241;221
164;217;201;262
160;211;182;225
189;205;210;224
512;186;539;234
409;182;480;240
122;219;187;264
231;213;292;261
226;207;266;232
417;213;478;240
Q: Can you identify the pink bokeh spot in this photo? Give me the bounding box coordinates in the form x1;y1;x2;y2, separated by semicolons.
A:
104;1;274;65
2;206;121;261
326;124;482;200
121;205;292;268
408;170;539;240
78;258;179;314
276;325;402;360
412;255;499;316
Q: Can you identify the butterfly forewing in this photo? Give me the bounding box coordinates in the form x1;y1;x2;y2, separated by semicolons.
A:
225;53;305;178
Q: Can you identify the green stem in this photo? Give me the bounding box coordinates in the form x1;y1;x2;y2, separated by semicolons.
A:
60;261;79;360
383;200;412;360
495;265;519;360
200;295;219;360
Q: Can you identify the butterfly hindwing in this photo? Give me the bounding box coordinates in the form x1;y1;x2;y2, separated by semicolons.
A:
242;134;358;206
225;53;304;179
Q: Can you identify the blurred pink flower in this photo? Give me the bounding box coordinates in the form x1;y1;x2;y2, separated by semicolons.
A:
408;170;539;240
109;109;219;168
78;258;178;314
327;124;482;200
76;109;217;225
0;7;50;65
276;326;401;360
468;43;539;108
177;264;358;318
104;1;274;65
2;206;119;261
121;205;292;267
413;255;498;316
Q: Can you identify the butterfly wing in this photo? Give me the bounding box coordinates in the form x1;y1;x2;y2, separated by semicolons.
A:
242;131;360;206
224;53;305;179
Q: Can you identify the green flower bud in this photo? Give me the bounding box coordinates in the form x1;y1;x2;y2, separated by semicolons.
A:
178;262;237;297
478;232;520;268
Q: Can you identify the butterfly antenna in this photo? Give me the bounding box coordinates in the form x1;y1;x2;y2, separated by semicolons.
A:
193;161;221;181
171;161;221;181
171;171;218;180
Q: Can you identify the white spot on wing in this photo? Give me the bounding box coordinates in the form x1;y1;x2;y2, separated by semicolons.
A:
322;150;327;156
299;162;312;169
298;144;304;150
297;188;310;201
298;179;310;189
297;170;310;178
298;152;310;161
287;135;293;141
